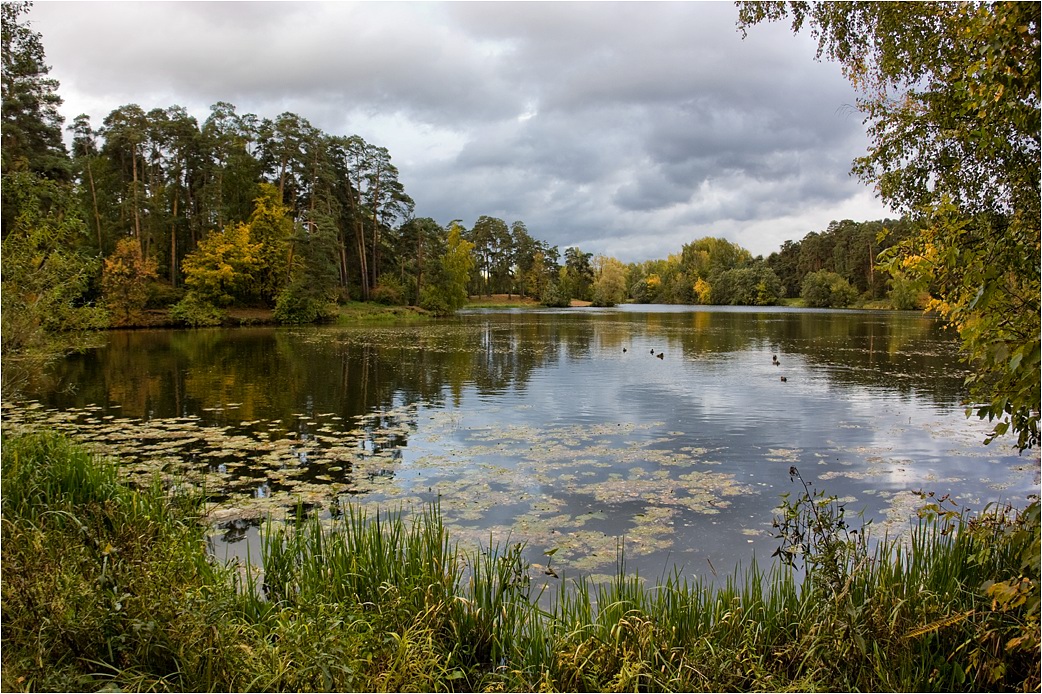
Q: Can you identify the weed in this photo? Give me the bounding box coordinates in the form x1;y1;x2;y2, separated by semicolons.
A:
3;432;1038;692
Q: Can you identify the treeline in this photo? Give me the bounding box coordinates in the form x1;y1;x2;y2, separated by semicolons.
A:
0;4;601;335
619;219;924;309
0;1;956;356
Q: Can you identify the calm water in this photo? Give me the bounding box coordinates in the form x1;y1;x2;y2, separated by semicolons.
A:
5;306;1037;583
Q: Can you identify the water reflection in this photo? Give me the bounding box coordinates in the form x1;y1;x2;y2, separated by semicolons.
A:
5;306;1035;583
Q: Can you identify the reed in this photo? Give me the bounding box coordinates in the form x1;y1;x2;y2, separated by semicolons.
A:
1;432;248;691
3;431;1038;692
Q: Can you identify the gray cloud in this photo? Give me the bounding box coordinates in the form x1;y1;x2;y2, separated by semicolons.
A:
30;1;889;261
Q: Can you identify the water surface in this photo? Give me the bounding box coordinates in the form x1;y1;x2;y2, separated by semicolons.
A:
5;306;1037;583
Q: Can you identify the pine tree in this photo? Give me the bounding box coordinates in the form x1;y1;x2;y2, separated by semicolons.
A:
1;2;68;180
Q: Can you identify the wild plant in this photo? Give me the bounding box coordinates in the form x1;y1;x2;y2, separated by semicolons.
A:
1;431;249;691
6;431;1039;692
771;465;870;599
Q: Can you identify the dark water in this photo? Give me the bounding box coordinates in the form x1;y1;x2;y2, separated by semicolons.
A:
5;306;1037;583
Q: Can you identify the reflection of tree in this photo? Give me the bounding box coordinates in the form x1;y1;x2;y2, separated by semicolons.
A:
629;309;964;404
28;310;966;429
465;316;563;392
33;330;189;418
773;312;964;402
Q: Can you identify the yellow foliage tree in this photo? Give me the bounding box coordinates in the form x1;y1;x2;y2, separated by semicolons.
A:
592;255;628;307
247;183;294;304
693;278;712;305
181;223;264;307
102;237;158;325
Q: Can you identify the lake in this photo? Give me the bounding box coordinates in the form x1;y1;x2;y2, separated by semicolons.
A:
4;305;1037;584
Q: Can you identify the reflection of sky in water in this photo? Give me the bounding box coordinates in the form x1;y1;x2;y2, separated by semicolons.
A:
8;307;1037;584
393;309;1035;578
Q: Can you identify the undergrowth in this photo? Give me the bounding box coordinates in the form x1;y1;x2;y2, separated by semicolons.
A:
2;431;1038;691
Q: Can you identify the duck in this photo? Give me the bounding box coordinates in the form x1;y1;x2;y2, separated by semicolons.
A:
650;348;655;355
656;352;664;360
780;376;787;382
772;354;779;365
622;347;627;353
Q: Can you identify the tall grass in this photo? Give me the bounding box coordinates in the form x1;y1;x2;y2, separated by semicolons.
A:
3;431;1038;691
1;431;247;691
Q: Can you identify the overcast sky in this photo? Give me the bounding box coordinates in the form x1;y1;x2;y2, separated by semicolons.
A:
30;1;895;262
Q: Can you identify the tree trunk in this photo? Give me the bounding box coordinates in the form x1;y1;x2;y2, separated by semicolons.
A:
83;154;103;252
356;221;369;300
132;145;142;253
416;230;423;304
370;174;381;291
170;191;178;286
347;193;369;300
338;234;349;287
867;240;875;295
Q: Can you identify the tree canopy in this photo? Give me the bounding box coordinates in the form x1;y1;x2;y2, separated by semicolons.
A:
738;1;1040;450
1;1;67;181
5;0;1036;458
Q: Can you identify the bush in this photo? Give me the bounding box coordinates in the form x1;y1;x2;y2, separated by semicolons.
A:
371;276;406;306
802;270;858;308
540;281;571;307
169;293;225;327
418;285;452;317
145;280;185;309
274;284;337;324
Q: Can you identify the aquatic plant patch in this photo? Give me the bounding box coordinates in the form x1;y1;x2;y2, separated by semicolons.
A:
3;401;755;576
4;388;1038;582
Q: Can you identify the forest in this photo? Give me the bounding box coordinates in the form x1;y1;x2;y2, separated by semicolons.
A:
2;0;935;359
3;0;1038;444
2;2;1039;691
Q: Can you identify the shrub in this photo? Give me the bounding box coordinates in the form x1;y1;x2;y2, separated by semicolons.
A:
418;285;452;316
145;280;185;309
169;293;225;327
371;276;406;306
540;281;571;307
274;284;337;324
802;270;858;308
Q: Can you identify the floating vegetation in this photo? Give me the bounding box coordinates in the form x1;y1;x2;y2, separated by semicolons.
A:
3;310;1038;581
2;399;756;575
4;387;1037;580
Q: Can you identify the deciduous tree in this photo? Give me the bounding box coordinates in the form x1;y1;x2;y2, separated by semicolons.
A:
739;1;1040;449
591;255;628;307
102;236;158;325
420;222;474;316
247;183;293;304
1;171;107;354
180;221;263;307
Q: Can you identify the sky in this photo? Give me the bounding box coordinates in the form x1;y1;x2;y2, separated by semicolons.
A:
29;1;897;263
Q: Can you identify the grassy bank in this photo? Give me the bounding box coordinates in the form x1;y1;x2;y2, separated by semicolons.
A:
2;432;1038;692
335;301;432;323
465;294;542;309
